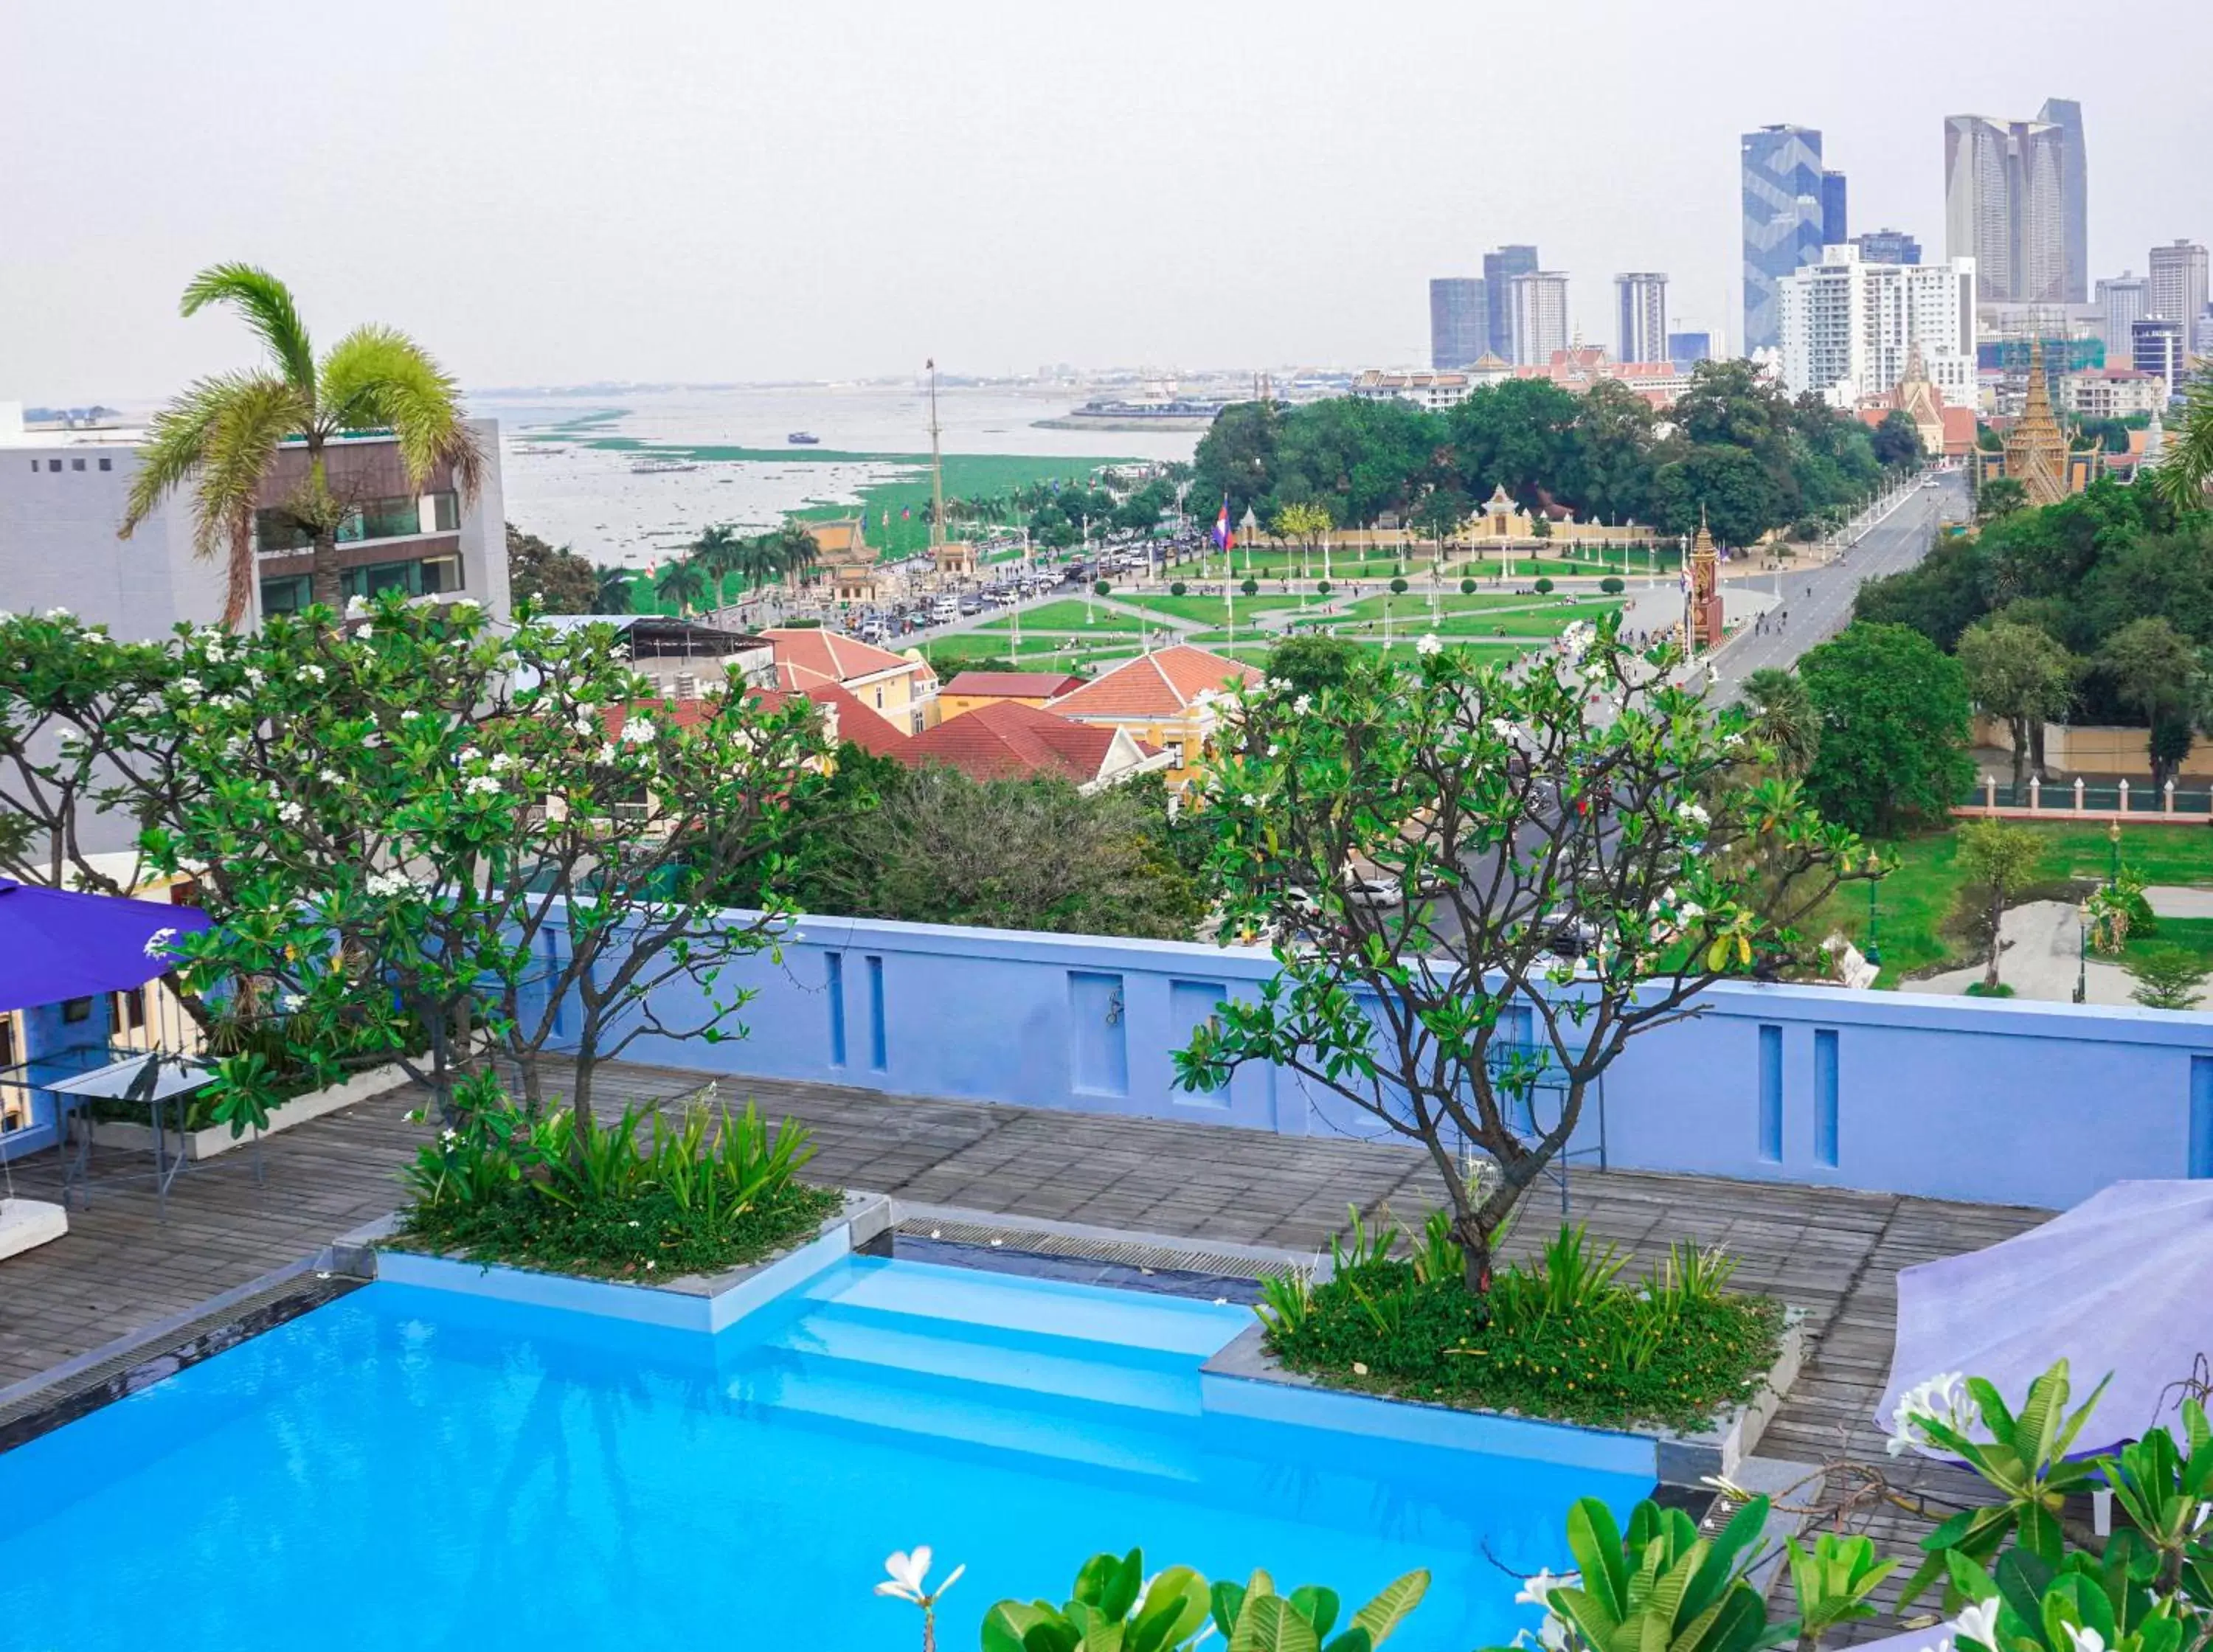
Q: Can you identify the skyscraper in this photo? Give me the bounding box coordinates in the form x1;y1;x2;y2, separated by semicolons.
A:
2133;317;2186;396
1507;271;1570;366
1614;274;1669;364
1944;111;2075;303
1667;332;1713;372
2037;98;2088;304
1821;170;1849;247
2149;240;2209;335
1854;228;1923;266
2097;273;2150;354
1742;125;1825;353
1428;277;1487;369
1482;246;1538;360
1776;244;1978;406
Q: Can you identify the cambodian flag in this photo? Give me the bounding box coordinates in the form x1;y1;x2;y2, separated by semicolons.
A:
1213;496;1235;552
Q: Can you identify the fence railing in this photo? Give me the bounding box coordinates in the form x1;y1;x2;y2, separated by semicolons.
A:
1956;775;2213;824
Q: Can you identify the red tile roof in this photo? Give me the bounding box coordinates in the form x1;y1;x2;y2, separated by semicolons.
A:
941;670;1088;700
1047;645;1260;721
799;681;912;757
761;628;935;687
901;701;1126;784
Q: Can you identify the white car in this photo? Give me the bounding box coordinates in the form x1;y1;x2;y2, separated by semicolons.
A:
1343;875;1403;909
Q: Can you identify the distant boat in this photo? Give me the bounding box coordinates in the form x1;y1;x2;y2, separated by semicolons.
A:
786;431;821;445
629;457;698;473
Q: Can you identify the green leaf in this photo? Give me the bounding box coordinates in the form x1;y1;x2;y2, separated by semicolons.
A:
1128;1568;1211;1652
1289;1587;1340;1642
1348;1571;1428;1649
1212;1582;1248;1640
1569;1499;1630;1622
1231;1594;1321;1652
984;1603;1048;1652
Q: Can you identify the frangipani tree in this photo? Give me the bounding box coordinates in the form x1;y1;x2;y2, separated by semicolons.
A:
121;263;482;624
1174;621;1863;1293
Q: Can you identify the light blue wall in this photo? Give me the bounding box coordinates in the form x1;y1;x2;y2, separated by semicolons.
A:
550;913;2213;1213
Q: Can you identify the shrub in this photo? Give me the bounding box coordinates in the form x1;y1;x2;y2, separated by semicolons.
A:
1315;580;1332;597
1261;1212;1780;1431
1600;575;1624;594
1241;577;1259;597
1169;580;1187;597
2127;945;2209;1010
396;1079;838;1278
1460;577;1477;596
1093;579;1111;597
1534;577;1554;594
1390;577;1408;595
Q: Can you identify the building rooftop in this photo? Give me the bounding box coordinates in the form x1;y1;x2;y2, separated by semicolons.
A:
1047;644;1260;721
939;670;1089;700
902;698;1139;785
761;627;935;688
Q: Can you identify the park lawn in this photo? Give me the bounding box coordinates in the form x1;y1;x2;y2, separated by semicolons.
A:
921;636;1134;675
1813;821;2213;985
974;600;1141;633
1112;592;1307;625
1332;591;1621;622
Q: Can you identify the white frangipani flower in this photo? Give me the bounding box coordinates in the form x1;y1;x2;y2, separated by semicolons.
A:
1415;633;1442;656
620;716;655;745
142;926;178;959
1513;1569;1578;1608
1955;1598;2003;1648
1291;693;1312;715
873;1547;963;1605
463;774;502;796
2060;1627;2107;1652
1887;1370;1974;1457
278;801;305;825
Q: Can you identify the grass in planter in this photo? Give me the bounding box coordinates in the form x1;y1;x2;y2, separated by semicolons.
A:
393;1083;842;1281
1260;1211;1784;1433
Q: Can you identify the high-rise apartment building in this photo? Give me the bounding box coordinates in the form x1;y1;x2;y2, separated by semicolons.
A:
2149;240;2209;336
2097;273;2151;355
1776;246;1978;406
1854;228;1923;266
1944;111;2077;303
1821;170;1849;247
1507;271;1570;366
1482;246;1539;360
1428;277;1487;369
2133;318;2186;396
1742;125;1825;353
1614;273;1669;364
2037;98;2088;304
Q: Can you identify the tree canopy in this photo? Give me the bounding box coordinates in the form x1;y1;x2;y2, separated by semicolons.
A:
1798;622;1975;834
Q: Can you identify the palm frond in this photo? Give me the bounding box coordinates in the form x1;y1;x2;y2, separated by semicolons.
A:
181;263;317;395
119;373;241;538
318;324;484;499
2157;373;2213;513
188;375;310;572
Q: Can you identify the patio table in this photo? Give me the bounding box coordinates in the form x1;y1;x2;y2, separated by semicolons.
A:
46;1050;249;1220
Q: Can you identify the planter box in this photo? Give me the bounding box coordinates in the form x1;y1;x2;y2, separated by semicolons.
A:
0;1198;67;1262
88;1060;418;1162
1199;1310;1806;1487
373;1191;892;1334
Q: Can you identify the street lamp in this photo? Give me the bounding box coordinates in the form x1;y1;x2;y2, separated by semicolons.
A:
1863;850;1883;966
2074;903;2089;1004
2108;818;2122;885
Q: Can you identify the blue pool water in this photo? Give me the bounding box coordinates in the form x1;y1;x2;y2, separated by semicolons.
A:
0;1257;1644;1651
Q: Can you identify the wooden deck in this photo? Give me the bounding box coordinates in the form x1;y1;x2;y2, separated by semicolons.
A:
1;1058;2043;1637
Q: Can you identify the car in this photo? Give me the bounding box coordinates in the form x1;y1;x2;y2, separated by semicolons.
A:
1538;909;1600;957
1343;875;1402;909
958;595;986;615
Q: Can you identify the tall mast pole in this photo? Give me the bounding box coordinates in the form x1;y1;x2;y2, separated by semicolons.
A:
927;358;946;554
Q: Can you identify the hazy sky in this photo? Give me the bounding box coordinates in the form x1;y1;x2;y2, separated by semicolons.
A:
7;0;2209;401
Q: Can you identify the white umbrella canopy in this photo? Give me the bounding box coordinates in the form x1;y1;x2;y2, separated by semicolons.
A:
1877;1180;2213;1458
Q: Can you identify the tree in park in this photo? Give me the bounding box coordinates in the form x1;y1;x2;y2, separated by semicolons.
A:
505;524;598;613
2100;616;2204;791
1410;485;1468;557
1798;622;1975;834
1975;475;2029;522
1956;617;2079;791
1740;667;1821;779
121;263;482;624
654;556;710;615
1264;634;1361;698
1174;623;1864;1292
2127;945;2212;1010
1953;819;2046;993
687;523;747;606
1871;409;1925;471
1273;499;1334;581
592;563;636;614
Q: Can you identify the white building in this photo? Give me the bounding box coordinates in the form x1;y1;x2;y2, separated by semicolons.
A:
2059;367;2168;420
1348;364;1510;411
1507;272;1570;366
1777;246;1978;406
2097;273;2150;355
0;400;509;640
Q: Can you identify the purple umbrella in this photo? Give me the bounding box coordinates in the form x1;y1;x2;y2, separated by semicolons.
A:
0;878;212;1013
1877;1180;2213;1457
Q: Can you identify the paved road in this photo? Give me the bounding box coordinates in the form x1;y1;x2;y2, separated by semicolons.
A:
1710;472;1967;698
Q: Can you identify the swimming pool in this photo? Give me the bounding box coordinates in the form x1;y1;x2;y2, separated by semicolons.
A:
0;1255;1645;1651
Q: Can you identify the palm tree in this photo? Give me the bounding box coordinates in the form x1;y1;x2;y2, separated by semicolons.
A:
735;532;786;595
689;524;744;608
2158;372;2213;512
121;263;482;625
592;564;635;614
774;522;822;586
654;557;709;616
1741;667;1821;777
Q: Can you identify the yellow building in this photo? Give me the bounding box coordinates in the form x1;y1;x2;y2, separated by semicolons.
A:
761;628;941;733
935;670;1087;722
1046;644;1261;790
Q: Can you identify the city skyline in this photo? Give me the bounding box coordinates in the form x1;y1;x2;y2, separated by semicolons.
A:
4;0;2210;395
